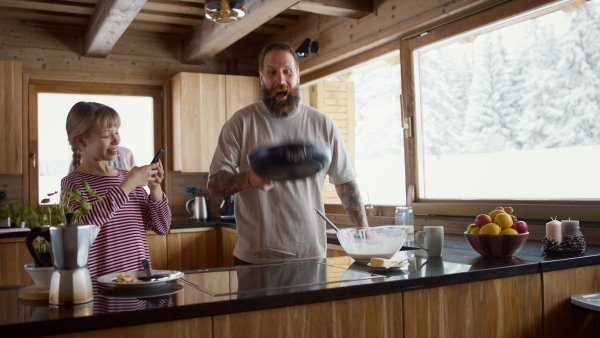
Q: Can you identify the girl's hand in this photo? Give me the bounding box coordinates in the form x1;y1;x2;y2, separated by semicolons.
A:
147;160;164;189
147;160;164;202
119;163;159;195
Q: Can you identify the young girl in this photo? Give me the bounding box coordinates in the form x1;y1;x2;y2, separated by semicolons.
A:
62;101;171;281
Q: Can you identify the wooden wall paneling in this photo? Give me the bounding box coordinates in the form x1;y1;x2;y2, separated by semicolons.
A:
169;172;209;219
0;61;23;174
0;175;24;207
168;228;218;270
404;274;542;337
213;293;403;337
0;238;35;286
542;265;600;338
296;0;501;77
146;232;168;270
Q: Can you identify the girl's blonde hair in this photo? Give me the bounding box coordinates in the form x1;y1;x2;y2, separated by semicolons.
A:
66;101;121;170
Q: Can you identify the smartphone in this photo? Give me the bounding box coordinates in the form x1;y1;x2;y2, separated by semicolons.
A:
150;148;164;164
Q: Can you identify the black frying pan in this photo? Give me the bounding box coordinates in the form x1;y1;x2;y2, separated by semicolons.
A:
247;143;331;181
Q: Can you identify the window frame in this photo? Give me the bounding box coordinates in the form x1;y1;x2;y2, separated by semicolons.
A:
400;0;600;222
27;81;165;208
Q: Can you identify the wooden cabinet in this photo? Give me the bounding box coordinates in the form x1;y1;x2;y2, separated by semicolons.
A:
542;265;600;338
171;73;260;172
0;61;23;175
404;273;543;337
146;232;167;270
167;228;218;270
0;237;34;286
221;227;236;267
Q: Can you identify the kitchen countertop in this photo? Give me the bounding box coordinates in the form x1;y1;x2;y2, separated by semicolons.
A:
3;234;600;337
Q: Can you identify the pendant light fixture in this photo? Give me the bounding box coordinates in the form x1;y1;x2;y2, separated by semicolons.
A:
205;0;246;24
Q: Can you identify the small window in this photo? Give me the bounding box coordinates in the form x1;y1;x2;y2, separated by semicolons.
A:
37;93;155;204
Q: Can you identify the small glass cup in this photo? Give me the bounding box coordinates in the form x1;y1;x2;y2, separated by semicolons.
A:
395;206;413;226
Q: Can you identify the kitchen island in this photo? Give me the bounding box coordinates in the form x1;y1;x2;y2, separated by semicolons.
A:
2;234;600;338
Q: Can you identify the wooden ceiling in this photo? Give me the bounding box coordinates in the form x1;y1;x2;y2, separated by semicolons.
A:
0;0;374;64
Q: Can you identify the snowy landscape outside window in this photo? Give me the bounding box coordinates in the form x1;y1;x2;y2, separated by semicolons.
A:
414;0;599;201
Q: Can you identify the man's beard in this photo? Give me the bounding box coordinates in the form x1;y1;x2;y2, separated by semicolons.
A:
262;84;301;118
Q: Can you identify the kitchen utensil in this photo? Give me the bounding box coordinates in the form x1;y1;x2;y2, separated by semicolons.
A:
139;259;170;281
416;226;444;257
186;196;208;220
48;218;100;305
314;208;351;242
247;143;331;181
336;226;409;264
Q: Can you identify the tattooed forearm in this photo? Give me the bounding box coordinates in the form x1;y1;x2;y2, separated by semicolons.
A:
207;170;249;197
335;180;369;227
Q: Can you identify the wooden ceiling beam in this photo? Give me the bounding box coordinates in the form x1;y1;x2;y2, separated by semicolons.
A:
83;0;148;58
181;0;299;64
291;0;374;19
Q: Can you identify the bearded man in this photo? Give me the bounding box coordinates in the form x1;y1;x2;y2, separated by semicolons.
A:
208;42;368;265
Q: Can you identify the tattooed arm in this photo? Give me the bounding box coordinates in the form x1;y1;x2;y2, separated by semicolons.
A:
335;180;369;227
207;170;276;197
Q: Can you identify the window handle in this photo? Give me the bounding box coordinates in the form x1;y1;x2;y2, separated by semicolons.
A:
30;152;36;168
400;94;413;138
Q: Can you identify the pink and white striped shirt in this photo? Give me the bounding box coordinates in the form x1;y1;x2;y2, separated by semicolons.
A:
61;169;171;281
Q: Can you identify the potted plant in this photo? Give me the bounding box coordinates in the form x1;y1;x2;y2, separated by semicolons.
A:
5;181;102;268
0;200;32;228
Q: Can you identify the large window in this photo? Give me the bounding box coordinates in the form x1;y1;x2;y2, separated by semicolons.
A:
405;0;600;220
302;52;405;206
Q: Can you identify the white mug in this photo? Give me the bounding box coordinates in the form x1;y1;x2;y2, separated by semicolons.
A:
416;226;444;257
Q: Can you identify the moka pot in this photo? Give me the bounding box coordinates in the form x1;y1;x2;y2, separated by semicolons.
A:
48;220;99;306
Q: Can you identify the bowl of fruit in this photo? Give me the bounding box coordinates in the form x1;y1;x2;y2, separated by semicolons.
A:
464;206;529;257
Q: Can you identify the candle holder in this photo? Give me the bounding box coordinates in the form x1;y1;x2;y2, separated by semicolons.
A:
542;234;586;255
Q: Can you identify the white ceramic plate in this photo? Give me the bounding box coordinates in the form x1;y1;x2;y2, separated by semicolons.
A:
97;270;184;288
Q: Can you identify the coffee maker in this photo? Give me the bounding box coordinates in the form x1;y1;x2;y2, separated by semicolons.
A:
219;195;235;220
48;220;99;306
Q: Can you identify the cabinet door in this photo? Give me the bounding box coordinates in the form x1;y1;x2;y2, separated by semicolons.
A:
225;75;261;120
543;265;600;338
146;233;167;270
172;73;226;172
221;227;236;267
0;61;23;174
404;274;542;337
0;239;34;286
168;228;217;270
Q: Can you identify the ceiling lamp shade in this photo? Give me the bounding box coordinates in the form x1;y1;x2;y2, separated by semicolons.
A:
205;0;246;24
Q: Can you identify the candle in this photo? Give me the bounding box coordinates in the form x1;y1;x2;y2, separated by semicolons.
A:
546;219;562;244
561;219;580;237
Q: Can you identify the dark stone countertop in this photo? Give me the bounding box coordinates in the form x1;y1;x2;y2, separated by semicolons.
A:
3;234;600;337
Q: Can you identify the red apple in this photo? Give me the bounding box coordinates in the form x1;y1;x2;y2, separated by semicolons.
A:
512;221;528;234
474;214;493;227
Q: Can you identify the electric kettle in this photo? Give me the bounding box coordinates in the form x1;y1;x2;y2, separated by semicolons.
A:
186;196;208;221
